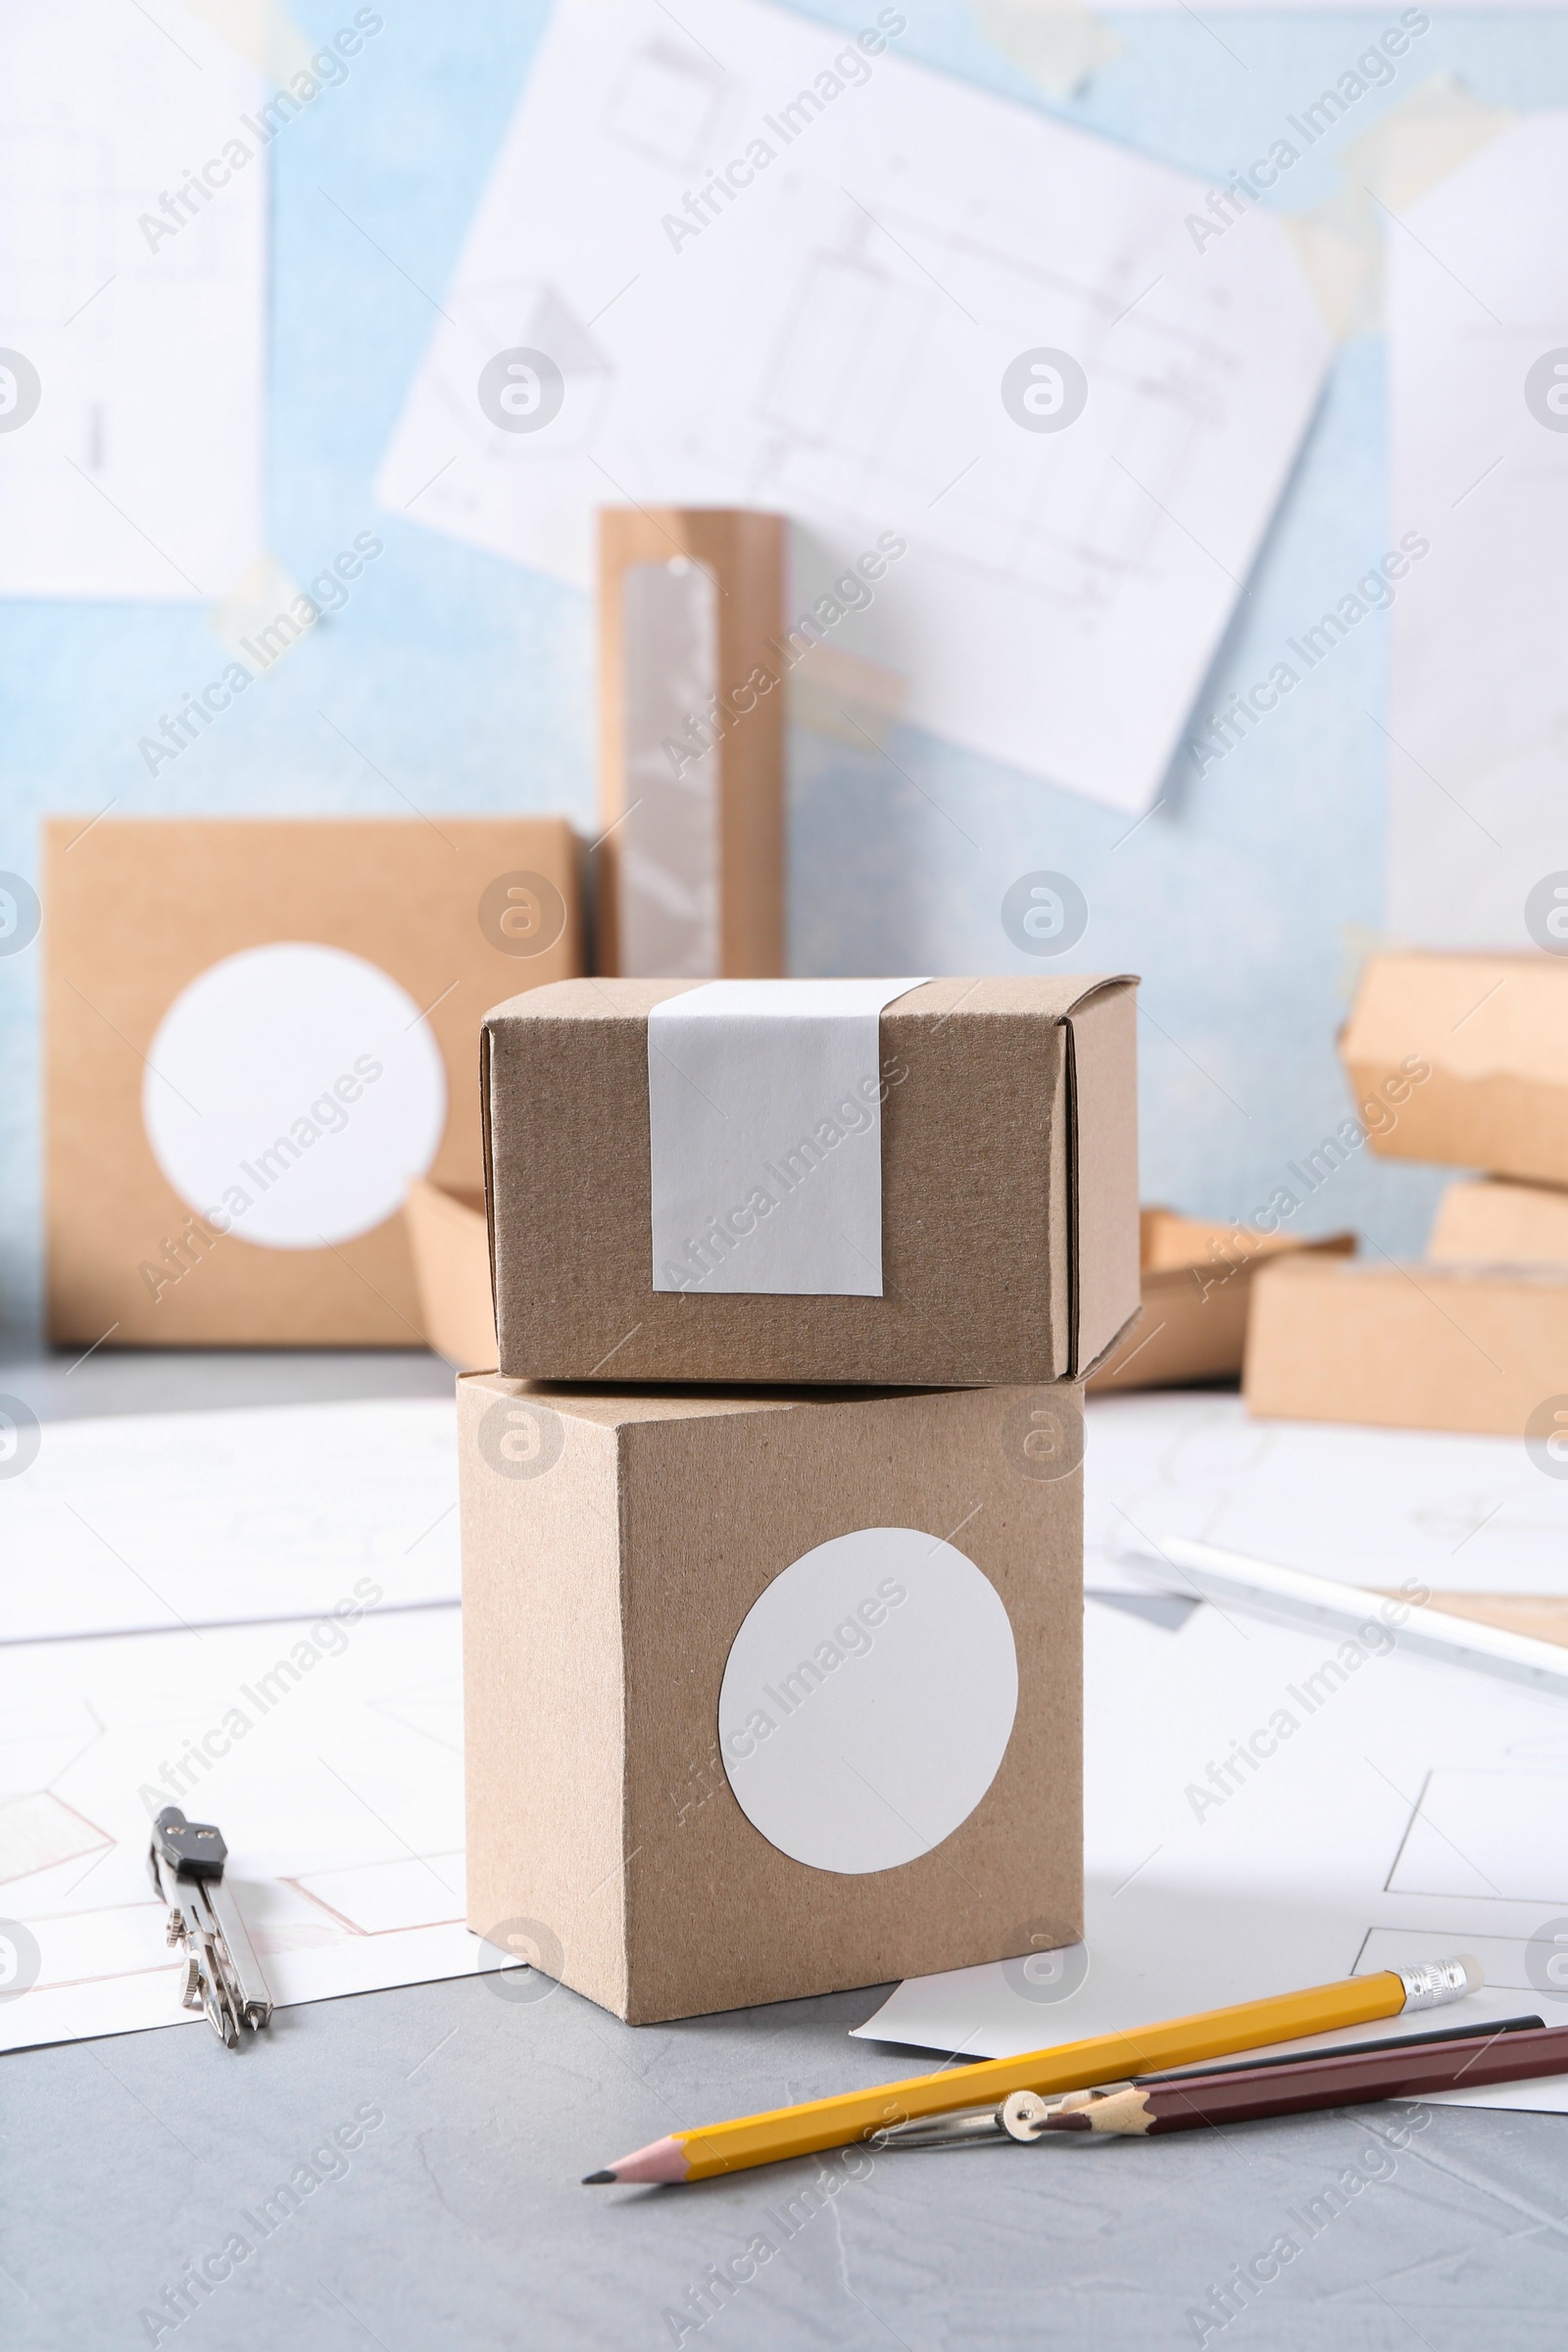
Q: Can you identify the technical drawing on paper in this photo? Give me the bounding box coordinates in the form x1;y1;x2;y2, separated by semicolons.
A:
0;1611;472;2054
377;0;1331;812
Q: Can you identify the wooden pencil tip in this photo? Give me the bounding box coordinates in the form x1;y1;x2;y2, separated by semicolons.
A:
582;2170;615;2184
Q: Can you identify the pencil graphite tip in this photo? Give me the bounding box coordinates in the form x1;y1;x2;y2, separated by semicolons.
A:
582;2171;615;2185
584;2135;689;2186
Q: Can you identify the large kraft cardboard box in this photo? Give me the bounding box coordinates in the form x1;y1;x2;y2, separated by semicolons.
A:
1428;1176;1568;1266
1342;951;1568;1183
46;817;582;1347
459;1373;1084;2023
1088;1209;1353;1393
1245;1253;1568;1436
481;975;1140;1387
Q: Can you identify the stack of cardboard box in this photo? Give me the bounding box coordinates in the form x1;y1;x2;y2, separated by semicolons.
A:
456;975;1142;2022
1247;952;1568;1438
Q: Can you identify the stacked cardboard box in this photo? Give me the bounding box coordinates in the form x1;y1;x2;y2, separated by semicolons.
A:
1247;952;1568;1436
457;974;1142;2021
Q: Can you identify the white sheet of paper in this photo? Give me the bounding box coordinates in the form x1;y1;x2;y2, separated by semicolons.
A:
1387;113;1568;946
0;1399;461;1644
375;0;1330;813
0;0;266;599
0;1606;472;2055
856;1594;1568;2114
1084;1390;1568;1597
647;978;923;1294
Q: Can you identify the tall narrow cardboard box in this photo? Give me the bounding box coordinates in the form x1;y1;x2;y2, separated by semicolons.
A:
596;508;784;978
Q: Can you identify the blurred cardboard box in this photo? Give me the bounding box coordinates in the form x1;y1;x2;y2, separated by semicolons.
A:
1245;1253;1568;1437
404;1181;494;1369
458;1372;1083;2024
1342;951;1568;1183
1088;1208;1354;1393
480;975;1140;1387
596;508;784;978
45;817;581;1347
1428;1175;1568;1266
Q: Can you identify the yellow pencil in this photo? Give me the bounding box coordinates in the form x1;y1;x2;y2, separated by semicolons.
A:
584;1954;1480;2184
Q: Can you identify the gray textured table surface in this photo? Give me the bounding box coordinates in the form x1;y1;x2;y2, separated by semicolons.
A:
4;1350;1565;2351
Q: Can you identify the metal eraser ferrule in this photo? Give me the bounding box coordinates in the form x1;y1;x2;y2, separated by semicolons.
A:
1398;1955;1482;2011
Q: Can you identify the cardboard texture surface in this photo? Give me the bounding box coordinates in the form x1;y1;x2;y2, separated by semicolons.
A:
596;508;785;979
482;975;1141;1387
457;1373;1084;2023
1089;1210;1354;1393
404;1181;496;1370
1245;1254;1568;1436
1342;951;1568;1183
45;818;581;1346
1429;1176;1568;1266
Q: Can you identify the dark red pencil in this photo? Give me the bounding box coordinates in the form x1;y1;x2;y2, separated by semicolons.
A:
1043;2021;1568;2136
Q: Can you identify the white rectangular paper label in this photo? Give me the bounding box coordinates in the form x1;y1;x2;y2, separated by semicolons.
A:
648;979;926;1296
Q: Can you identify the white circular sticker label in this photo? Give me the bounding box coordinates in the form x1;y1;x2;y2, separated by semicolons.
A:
142;943;447;1249
718;1527;1018;1876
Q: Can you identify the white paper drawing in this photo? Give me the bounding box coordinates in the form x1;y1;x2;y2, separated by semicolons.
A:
1387;113;1568;947
0;1607;471;2055
857;1592;1568;2115
377;0;1331;812
0;0;266;599
0;1398;461;1645
1083;1389;1568;1598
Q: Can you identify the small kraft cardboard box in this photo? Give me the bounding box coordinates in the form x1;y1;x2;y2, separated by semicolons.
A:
481;974;1140;1387
458;1373;1084;2024
1341;951;1568;1184
596;508;785;980
1428;1175;1568;1266
46;816;582;1347
1245;1253;1568;1438
1087;1209;1353;1393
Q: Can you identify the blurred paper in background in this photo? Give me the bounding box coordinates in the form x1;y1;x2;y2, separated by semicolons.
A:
0;0;266;600
378;0;1332;813
1388;113;1568;947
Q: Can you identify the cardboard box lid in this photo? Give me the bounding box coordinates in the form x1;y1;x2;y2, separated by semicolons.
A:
480;974;1139;1381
